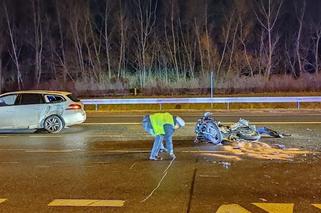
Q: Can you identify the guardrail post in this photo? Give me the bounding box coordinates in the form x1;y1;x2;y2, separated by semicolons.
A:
297;101;300;110
227;102;230;110
159;103;162;110
95;104;98;111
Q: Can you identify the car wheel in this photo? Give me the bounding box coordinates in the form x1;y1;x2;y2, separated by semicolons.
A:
44;115;64;133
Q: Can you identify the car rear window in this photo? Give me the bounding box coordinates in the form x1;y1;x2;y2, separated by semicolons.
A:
67;94;80;102
45;95;66;103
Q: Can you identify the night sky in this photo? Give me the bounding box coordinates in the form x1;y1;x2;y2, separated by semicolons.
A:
0;0;320;94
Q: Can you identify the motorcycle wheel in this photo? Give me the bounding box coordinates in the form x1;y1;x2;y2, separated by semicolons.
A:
204;122;223;145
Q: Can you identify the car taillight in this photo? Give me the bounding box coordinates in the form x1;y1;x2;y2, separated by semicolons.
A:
67;104;82;110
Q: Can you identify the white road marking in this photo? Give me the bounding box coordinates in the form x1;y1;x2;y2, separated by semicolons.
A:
182;150;232;153
100;150;149;153
252;122;321;125
25;149;82;153
48;199;125;207
252;203;294;213
83;123;141;125
0;162;19;164
87;113;321;117
0;149;227;154
29;135;62;138
312;204;321;209
93;162;111;164
36;165;50;168
199;174;220;178
0;149;26;151
0;121;318;139
0;199;7;204
86;135;129;138
216;204;252;212
83;121;321;125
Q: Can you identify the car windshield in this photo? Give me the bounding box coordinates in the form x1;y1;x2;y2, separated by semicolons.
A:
67;94;80;102
0;95;18;106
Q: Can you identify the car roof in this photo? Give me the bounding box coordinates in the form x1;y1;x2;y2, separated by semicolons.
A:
0;90;72;96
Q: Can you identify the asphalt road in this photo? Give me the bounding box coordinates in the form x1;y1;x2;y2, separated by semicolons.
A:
0;111;321;212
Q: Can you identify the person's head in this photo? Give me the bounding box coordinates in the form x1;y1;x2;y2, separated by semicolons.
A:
174;116;185;129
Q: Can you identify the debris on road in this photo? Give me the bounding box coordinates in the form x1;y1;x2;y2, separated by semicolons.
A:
272;144;286;149
219;161;231;169
200;141;311;161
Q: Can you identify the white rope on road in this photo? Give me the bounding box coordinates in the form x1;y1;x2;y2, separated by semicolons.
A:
129;162;136;170
140;158;175;203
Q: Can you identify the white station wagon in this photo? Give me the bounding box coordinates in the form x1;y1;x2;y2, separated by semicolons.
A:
0;90;86;133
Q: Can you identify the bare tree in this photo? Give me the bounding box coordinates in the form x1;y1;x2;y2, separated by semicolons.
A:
294;0;306;74
117;0;127;78
168;0;179;80
85;2;103;82
68;1;86;78
217;12;234;78
285;42;297;77
226;20;239;77
55;0;68;85
258;29;265;75
238;13;254;77
3;2;23;90
315;26;321;75
103;0;112;79
0;57;2;93
32;0;43;88
194;19;204;76
134;0;157;88
204;1;214;74
311;18;321;75
178;18;195;79
254;0;283;79
83;11;100;81
0;10;4;93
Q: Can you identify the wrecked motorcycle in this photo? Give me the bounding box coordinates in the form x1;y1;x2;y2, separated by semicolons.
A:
194;113;274;145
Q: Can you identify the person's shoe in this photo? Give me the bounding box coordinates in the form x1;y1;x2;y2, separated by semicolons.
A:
149;156;163;161
169;153;176;160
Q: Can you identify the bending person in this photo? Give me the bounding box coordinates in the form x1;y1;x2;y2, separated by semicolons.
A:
143;112;185;161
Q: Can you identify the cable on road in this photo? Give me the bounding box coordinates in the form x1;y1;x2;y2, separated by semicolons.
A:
140;158;175;203
129;162;137;170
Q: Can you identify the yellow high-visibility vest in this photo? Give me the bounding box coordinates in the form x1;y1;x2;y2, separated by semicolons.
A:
150;112;174;136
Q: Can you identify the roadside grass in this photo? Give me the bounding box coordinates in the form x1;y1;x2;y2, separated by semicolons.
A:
78;72;321;111
76;72;321;97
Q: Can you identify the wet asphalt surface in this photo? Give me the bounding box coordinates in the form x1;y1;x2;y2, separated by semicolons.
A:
0;111;321;212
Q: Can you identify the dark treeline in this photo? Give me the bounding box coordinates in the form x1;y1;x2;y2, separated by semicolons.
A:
0;0;321;95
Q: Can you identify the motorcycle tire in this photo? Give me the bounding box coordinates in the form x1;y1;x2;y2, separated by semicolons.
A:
203;122;223;145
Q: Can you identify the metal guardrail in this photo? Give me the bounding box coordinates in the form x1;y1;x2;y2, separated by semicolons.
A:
81;96;321;111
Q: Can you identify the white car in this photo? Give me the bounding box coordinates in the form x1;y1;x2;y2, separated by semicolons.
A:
0;90;86;133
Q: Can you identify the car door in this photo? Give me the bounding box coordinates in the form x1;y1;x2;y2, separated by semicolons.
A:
12;94;47;129
0;94;19;129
